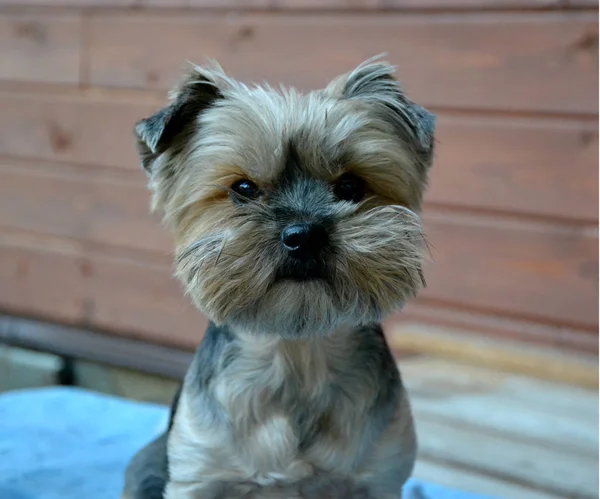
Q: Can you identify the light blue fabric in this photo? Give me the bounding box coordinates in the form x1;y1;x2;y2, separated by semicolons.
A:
0;387;498;499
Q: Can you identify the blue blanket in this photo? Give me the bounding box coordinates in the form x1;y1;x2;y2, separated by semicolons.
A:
0;387;496;499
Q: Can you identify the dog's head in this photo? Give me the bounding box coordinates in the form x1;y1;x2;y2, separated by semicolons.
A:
135;57;436;338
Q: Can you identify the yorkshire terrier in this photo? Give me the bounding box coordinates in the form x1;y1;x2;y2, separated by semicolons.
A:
123;56;436;499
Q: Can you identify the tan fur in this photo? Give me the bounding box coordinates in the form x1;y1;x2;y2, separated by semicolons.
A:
127;56;436;499
165;329;416;499
157;65;430;337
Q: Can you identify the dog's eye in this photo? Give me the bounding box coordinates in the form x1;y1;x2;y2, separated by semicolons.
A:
333;173;366;203
231;179;259;202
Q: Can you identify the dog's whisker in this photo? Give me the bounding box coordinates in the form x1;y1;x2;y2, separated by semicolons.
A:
214;239;227;266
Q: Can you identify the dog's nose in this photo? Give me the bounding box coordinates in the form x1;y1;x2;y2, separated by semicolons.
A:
281;223;329;260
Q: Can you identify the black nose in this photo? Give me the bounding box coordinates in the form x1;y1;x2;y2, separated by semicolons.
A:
281;223;329;260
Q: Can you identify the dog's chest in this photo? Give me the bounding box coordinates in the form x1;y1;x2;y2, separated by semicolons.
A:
223;338;373;474
170;333;381;486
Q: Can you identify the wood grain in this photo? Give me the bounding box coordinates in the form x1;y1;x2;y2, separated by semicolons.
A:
416;415;598;498
0;242;86;326
402;357;599;419
396;301;599;353
0;13;82;85
381;0;588;7
0;0;590;7
0;234;206;350
0;91;596;222
422;212;598;329
409;360;599;499
431;115;598;222
412;382;599;453
413;460;558;499
0;0;595;6
0;163;170;255
387;322;599;385
87;11;598;114
0;92;158;170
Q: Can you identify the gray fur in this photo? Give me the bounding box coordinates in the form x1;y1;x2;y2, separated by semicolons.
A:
124;56;434;499
163;322;415;499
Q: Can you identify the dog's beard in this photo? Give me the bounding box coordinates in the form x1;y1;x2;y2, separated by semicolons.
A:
175;205;426;338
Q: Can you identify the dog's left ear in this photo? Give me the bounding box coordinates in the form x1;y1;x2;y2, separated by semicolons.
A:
327;58;436;166
134;64;231;174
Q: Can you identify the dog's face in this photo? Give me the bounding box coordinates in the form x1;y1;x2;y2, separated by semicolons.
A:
135;59;435;338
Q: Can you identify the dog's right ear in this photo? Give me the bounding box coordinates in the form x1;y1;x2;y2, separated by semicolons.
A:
134;64;231;173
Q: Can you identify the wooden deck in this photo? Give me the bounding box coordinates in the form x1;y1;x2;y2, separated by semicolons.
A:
404;358;599;499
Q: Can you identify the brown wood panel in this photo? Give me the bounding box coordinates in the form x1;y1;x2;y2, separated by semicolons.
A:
0;13;82;85
0;163;170;255
0;92;596;221
0;0;588;7
387;0;598;6
422;212;598;329
87;12;598;114
569;0;598;5
0;0;147;5
83;254;207;347
268;0;378;8
0;0;246;6
380;0;587;6
0;235;205;349
394;301;599;353
0;92;158;169
430;115;598;222
0;238;85;326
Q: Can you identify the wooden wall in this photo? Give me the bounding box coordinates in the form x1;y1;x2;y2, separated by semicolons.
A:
0;1;597;355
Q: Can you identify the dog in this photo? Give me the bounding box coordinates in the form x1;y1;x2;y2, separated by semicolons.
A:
123;56;436;499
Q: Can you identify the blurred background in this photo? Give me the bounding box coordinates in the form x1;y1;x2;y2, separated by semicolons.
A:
0;1;597;498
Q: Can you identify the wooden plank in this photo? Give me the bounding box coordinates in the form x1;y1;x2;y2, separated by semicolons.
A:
0;233;205;350
0;92;596;222
396;301;599;355
0;92;158;170
0;0;247;6
0;159;596;330
188;0;273;6
271;0;379;8
0;238;85;326
87;12;598;115
400;357;599;420
0;0;591;7
388;322;599;386
413;460;561;499
415;417;599;498
0;315;194;379
422;212;598;329
409;376;599;455
0;13;81;85
430;116;598;222
0;163;170;255
382;0;581;6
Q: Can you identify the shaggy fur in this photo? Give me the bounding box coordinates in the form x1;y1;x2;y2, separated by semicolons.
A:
123;56;435;499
